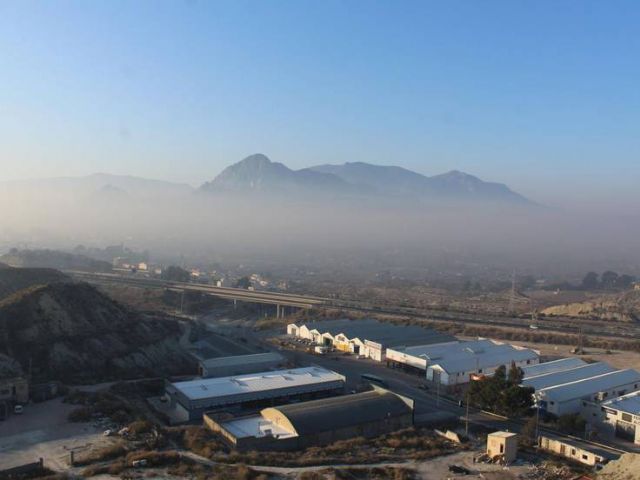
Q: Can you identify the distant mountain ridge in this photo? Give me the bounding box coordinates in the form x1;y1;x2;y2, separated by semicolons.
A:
201;154;533;205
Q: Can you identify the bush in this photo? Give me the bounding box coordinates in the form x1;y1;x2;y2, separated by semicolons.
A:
127;419;154;436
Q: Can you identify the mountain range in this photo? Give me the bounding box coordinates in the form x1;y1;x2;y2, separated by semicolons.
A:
201;154;532;205
3;154;533;206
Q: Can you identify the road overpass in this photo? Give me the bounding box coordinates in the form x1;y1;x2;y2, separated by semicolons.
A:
66;271;327;316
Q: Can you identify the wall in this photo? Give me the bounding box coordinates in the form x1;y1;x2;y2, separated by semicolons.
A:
487;435;517;463
538;436;606;466
385;349;428;371
542;380;640;417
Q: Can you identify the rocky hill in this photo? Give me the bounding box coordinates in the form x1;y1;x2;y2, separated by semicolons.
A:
0;265;70;300
0;282;194;383
541;290;640;322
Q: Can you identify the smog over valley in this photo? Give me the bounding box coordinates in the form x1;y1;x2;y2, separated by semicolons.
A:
2;2;640;480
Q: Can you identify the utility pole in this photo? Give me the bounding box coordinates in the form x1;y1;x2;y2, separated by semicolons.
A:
180;290;185;314
465;391;470;436
508;270;517;314
534;402;540;446
436;379;440;407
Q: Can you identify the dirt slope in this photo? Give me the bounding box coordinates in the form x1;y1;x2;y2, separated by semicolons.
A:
0;282;194;383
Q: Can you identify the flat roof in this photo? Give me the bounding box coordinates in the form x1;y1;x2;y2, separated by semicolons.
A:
200;352;284;369
521;358;587;379
523;362;617;391
172;366;345;401
221;415;297;440
298;319;455;347
603;390;640;415
538;369;640;403
489;431;518;438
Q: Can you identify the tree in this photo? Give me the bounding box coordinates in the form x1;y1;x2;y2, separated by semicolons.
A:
581;272;599;290
508;361;524;385
162;265;190;283
601;271;619;290
618;274;636;289
234;276;251;289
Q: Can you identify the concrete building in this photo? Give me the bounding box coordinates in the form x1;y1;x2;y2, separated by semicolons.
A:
522;362;617;391
587;390;640;444
204;388;414;451
538;435;614;467
536;369;640;417
287;319;454;361
165;366;345;421
521;357;587;379
387;339;539;384
486;431;518;463
198;352;285;378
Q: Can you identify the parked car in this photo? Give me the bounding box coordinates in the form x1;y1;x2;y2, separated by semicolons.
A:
448;465;470;475
13;405;24;414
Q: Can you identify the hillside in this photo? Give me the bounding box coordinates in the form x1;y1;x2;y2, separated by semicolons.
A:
0;265;70;300
0;283;194;382
541;290;640;322
0;249;113;272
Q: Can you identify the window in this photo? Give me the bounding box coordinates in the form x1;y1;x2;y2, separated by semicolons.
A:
527;360;531;364
478;369;483;373
582;454;588;460
500;444;504;453
622;413;633;422
571;449;576;456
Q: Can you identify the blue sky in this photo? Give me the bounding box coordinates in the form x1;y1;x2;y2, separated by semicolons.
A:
1;1;639;210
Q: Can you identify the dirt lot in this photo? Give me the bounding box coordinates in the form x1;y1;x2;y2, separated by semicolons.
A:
0;397;111;471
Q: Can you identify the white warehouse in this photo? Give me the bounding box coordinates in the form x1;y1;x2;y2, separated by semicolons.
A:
387;338;539;385
536;369;640;417
165;366;346;421
522;362;617;391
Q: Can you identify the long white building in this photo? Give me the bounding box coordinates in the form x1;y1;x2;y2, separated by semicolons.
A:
165;366;346;420
387;338;539;385
536;369;640;417
523;362;617;391
287;319;454;361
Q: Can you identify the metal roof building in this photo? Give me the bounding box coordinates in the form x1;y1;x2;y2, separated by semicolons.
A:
387;339;496;372
596;391;640;444
198;352;285;378
521;357;587;379
537;369;640;416
287;319;454;361
205;388;414;450
166;366;345;420
523;362;617;391
426;341;539;385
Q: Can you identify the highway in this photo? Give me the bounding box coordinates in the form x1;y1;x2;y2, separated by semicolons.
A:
69;270;640;342
66;271;326;311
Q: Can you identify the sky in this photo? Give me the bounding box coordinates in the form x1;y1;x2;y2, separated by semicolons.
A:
1;0;639;212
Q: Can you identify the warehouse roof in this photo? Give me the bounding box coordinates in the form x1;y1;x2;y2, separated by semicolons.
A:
523;362;617;391
538;369;640;403
263;389;413;436
172;366;345;401
602;390;640;415
390;339;495;360
199;352;284;370
430;343;538;375
298;319;455;347
521;358;587;379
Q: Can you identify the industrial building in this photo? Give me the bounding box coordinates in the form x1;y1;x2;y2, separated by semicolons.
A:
286;319;454;361
522;362;617;391
165;366;345;421
386;338;539;385
204;387;414;450
198;352;285;378
538;435;615;467
585;390;640;444
521;357;587;378
536;368;640;417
